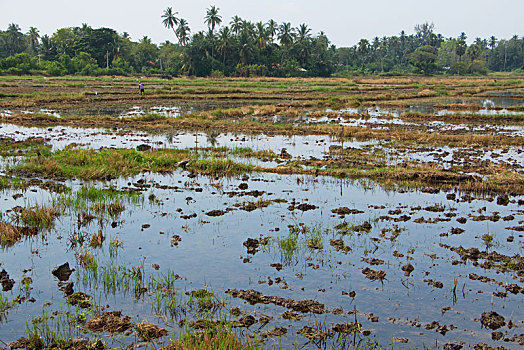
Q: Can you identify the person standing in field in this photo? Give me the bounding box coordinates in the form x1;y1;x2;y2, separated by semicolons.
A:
139;81;145;95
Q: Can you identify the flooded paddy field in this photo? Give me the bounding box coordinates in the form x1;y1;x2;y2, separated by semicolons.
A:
0;76;523;349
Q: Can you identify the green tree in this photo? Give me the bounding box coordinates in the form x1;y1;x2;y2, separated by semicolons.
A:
409;45;438;75
27;27;40;54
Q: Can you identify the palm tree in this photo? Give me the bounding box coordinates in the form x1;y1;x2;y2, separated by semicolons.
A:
27;27;40;53
6;23;26;56
489;36;497;50
162;7;180;40
217;26;233;72
230;16;243;35
204;5;222;71
204;6;222;32
266;19;278;44
255;22;267;49
176;19;191;46
278;22;294;47
296;24;311;42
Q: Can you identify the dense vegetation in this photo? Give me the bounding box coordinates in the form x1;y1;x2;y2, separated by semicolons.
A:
0;8;522;77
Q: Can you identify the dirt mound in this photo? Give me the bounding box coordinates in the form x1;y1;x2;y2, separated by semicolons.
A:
362;267;386;281
331;207;364;216
85;311;132;333
226;288;326;314
0;269;15;291
52;262;74;281
480;311;505;330
66;292;92;308
136;322;168;340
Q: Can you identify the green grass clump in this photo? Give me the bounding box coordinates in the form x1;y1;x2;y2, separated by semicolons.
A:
14;148;256;180
0;176;27;191
0;137;51;157
14;204;57;230
171;326;256;350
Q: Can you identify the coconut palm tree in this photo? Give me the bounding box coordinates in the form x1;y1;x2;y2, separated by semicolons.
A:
204;5;222;71
296;24;311;42
278;22;294;47
489;36;497;50
27;27;40;53
176;19;191;46
230;15;243;35
255;22;267;49
162;7;180;40
217;26;233;72
204;6;222;32
266;19;278;44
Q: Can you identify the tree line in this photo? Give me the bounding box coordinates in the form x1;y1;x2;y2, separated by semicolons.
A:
0;8;522;77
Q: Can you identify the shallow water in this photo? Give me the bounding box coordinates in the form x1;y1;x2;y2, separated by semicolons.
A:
0;171;523;348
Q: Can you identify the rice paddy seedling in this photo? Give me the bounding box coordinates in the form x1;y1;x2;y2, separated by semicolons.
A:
0;291;10;315
13;203;57;230
173;324;256;350
0;176;27;191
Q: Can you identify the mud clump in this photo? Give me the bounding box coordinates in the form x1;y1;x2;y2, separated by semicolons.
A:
270;263;283;271
261;327;287;338
243;238;260;255
496;195;509;206
58;281;74;296
480;311;505;330
362;267;386;281
171;235;182;246
206;209;226;217
443;343;463;350
295;203;318;211
330;238;351;253
298;325;332;340
401;263;414;276
238;183;248;190
136;144;151;152
66;292;92;308
0;269;15;291
362;257;384;265
353;221;372;233
232;315;256;328
226;288;326;314
136;322;168;340
424;279;443;288
7;337;30;349
331;207;364;217
332;322;361;334
85;311;133;333
491;331;504;341
282;311;303;320
52;262;74;281
243;237;269;255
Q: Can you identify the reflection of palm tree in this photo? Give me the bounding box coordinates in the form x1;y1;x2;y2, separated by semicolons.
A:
207;131;219;148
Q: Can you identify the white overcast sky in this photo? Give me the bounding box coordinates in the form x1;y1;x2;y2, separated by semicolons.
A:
1;0;523;46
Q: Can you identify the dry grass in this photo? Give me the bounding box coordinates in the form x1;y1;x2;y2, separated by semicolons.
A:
0;221;38;247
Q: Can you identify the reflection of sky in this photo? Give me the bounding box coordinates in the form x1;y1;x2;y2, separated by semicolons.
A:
0;171;522;348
